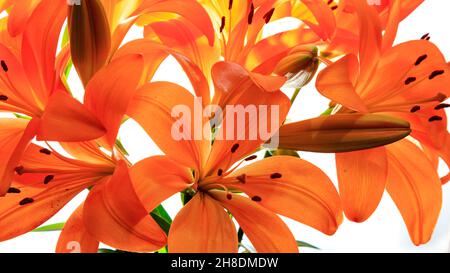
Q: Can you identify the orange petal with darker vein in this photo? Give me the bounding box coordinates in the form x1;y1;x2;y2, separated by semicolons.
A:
386;139;442;245
0;174;100;242
134;0;215;46
350;0;382;87
0;118;38;196
168;193;238;253
127;82;210;171
316;54;367;112
205;62;291;174
83;161;167;252
210;190;298;253
115;39;211;104
21;0;66;102
37;91;106;142
84;54;144;148
301;0;336;41
336;147;388;222
129;156;193;213
230;156;343;235
56;203;99;253
6;0;40;37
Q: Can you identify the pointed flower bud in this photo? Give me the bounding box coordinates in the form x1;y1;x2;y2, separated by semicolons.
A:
69;0;111;86
278;114;411;153
274;45;319;88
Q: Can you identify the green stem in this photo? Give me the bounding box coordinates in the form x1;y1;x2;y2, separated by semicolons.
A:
290;88;301;104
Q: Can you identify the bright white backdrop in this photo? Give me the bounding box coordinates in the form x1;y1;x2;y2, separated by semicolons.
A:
0;0;449;253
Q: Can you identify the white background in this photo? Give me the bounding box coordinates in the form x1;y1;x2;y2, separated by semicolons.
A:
1;0;450;253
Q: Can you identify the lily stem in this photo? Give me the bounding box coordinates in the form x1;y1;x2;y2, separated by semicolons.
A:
290;88;301;104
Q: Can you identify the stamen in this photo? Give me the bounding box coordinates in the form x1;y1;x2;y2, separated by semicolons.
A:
327;0;333;4
231;143;239;153
429;116;443;122
1;60;8;72
405;77;417;85
414;55;428;66
436;92;447;102
248;3;254;24
0;95;8;101
236;174;246;183
435;103;450;110
15;166;25;175
263;8;275;24
420;33;429;40
330;5;338;10
410;105;421;113
251;196;262;202
228;0;233;10
39;148;52;155
7;187;21;194
270;173;282;179
19;197;34;206
220;16;226;33
244;155;257;161
44;175;55;185
429;70;445;80
226;193;233;200
217;169;223;176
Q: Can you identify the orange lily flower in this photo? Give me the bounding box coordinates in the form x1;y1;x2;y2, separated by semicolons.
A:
0;0;109;196
124;61;342;253
271;0;424;59
0;141;166;253
0;50;168;252
315;0;449;245
143;0;335;79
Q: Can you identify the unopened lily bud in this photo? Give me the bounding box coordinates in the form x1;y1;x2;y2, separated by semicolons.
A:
69;0;111;86
274;45;319;88
277;114;411;153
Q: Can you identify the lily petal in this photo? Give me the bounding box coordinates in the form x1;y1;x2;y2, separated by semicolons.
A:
168;193;238;253
205;62;291;174
316;54;368;112
134;0;215;46
37;91;106;142
127;82;210;170
84;161;167;252
0;118;38;196
0;174;100;242
210;190;298;253
386;139;442;245
230;156;343;235
21;0;66;102
6;0;40;37
56;203;99;253
84;54;144;148
336;147;388;222
129;156;193;213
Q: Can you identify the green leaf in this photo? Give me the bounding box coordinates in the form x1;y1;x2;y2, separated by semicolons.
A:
152;205;172;225
33;222;65;232
14;113;32;120
150;205;172;236
237;228;244;243
264;149;300;158
296;240;320;250
321;107;333;116
115;138;129;156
